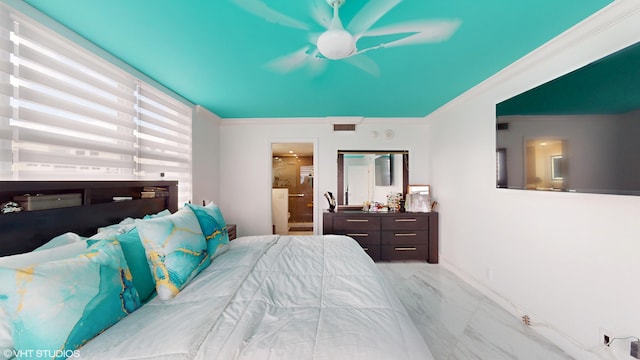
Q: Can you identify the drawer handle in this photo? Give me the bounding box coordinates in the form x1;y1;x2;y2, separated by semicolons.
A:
395;247;417;251
347;219;369;222
394;233;417;237
395;218;417;222
347;233;369;237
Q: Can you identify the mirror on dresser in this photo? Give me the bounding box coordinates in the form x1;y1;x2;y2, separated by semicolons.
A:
337;150;409;208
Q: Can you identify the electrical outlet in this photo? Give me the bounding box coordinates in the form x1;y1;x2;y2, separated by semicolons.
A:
599;328;612;347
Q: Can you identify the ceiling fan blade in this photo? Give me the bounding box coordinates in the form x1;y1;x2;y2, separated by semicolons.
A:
363;19;460;42
307;49;328;76
356;20;461;53
343;55;380;77
348;0;401;38
264;47;313;73
232;0;309;30
310;0;331;29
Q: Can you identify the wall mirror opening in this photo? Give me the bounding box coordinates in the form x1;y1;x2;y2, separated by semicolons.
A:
337;150;408;208
496;40;640;195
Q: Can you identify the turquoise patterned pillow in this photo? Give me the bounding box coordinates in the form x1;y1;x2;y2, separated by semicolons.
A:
116;229;156;302
0;240;140;359
186;202;230;259
135;207;210;301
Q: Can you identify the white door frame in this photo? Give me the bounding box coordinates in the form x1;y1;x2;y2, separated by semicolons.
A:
268;138;319;234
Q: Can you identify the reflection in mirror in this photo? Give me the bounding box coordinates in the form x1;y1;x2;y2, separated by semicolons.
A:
337;150;408;207
525;139;567;190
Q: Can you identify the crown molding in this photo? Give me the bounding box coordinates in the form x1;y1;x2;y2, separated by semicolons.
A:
219;116;427;126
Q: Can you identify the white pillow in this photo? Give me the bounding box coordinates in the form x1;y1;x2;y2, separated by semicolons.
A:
95;209;172;236
34;232;87;251
0;241;89;268
96;217;136;235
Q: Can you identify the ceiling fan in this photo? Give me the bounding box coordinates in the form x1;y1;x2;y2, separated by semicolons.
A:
233;0;461;76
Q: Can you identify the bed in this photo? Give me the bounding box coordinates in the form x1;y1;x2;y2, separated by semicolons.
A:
0;181;433;360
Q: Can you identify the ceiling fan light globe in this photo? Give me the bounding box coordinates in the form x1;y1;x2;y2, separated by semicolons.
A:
317;29;355;60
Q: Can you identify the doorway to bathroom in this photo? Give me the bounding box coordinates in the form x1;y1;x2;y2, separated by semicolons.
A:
271;142;315;235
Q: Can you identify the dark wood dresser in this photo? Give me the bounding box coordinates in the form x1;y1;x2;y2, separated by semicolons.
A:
323;211;438;263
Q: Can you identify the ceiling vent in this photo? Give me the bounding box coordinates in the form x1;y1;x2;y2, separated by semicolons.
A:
333;124;356;132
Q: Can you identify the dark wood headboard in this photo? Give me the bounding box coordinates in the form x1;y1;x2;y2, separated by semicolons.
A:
0;181;178;256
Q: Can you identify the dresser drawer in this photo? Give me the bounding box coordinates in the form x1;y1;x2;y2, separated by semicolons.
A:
381;230;428;245
381;244;428;261
381;215;429;231
334;215;381;231
339;231;381;247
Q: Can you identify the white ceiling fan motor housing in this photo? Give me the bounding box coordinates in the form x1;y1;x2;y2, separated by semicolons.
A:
317;29;355;59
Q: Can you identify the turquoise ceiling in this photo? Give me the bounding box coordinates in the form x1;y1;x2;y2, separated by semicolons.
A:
497;41;640;116
22;0;611;118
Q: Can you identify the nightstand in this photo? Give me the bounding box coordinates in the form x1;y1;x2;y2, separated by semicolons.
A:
227;224;237;240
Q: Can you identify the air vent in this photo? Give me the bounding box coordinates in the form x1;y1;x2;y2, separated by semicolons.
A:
496;123;509;130
333;124;356;132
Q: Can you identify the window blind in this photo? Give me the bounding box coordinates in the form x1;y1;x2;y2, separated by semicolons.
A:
136;82;192;204
0;4;192;204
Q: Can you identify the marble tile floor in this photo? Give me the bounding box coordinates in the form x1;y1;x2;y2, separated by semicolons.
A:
376;262;573;360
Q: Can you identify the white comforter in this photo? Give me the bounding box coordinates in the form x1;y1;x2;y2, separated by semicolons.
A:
77;235;433;360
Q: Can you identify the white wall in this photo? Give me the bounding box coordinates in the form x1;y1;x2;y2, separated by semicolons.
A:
425;1;640;359
192;106;221;205
217;118;428;237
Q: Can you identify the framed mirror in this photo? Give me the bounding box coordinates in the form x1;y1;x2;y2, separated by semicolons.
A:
337;150;409;208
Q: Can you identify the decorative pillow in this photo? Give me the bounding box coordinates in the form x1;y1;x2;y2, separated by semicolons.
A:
186;202;230;259
0;307;11;360
116;229;156;302
0;240;140;358
144;209;171;219
0;239;91;357
135;208;210;301
34;232;87;251
97;217;136;235
94;210;173;239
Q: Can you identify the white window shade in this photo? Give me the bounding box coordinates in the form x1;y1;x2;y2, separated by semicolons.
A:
136;83;192;204
0;4;193;205
0;9;14;178
2;10;138;179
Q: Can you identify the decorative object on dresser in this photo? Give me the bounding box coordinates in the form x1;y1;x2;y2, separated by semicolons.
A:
405;184;432;213
323;211;438;263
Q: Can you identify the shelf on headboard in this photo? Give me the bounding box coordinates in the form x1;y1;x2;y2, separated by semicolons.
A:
0;180;178;256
